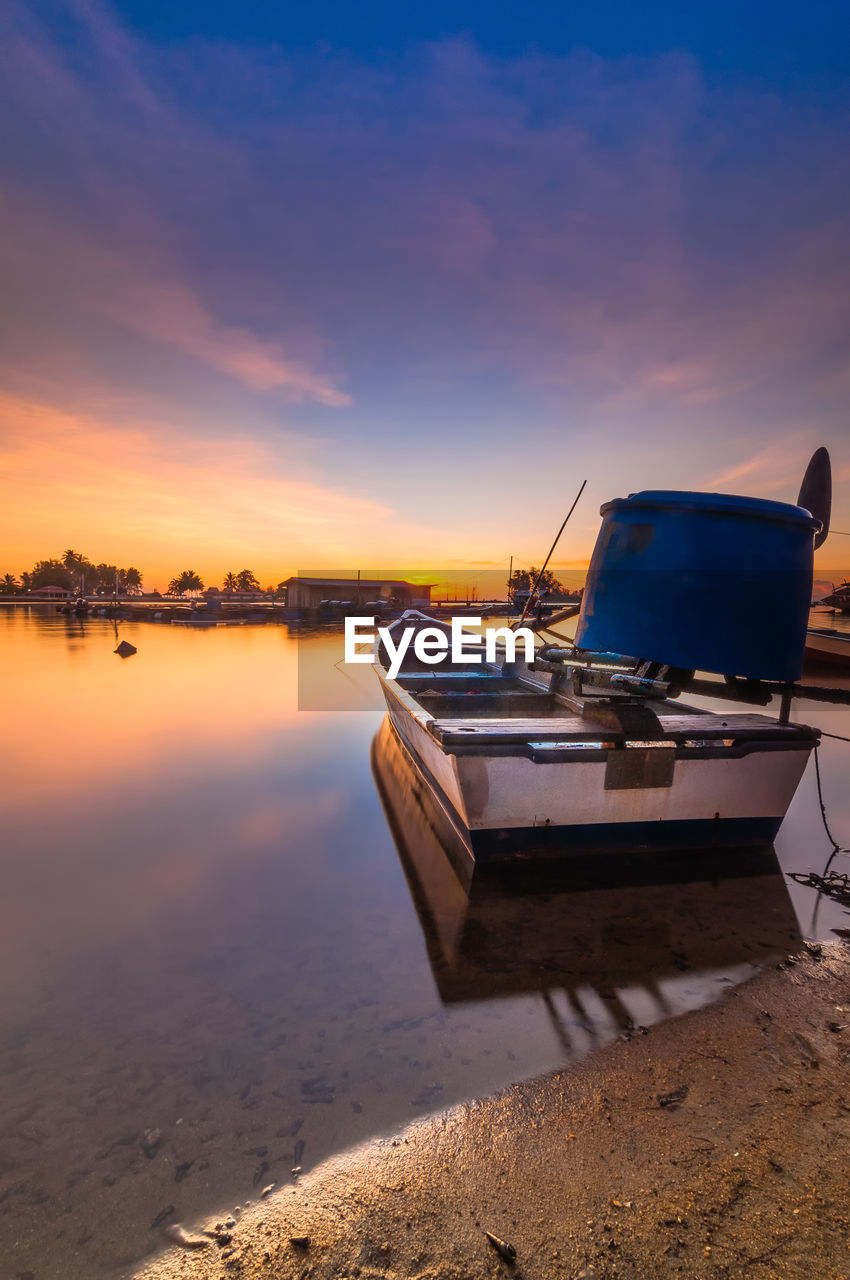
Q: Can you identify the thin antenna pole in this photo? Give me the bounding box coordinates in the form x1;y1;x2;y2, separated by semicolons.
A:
516;479;587;628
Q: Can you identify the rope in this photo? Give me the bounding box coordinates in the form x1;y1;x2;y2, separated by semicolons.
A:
813;743;850;855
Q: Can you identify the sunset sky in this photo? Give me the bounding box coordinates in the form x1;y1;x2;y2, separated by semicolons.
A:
1;0;849;589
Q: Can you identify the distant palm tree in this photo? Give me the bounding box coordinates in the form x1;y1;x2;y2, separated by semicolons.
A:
169;569;204;596
1;573;20;595
62;548;92;592
123;567;142;593
223;572;238;592
236;568;260;591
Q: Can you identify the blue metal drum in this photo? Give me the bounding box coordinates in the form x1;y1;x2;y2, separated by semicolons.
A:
575;490;821;682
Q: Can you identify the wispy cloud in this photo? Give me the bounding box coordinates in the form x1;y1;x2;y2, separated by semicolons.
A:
0;194;350;405
705;440;814;498
0;393;381;579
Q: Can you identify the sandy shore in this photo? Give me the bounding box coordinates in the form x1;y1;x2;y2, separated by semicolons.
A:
133;940;850;1280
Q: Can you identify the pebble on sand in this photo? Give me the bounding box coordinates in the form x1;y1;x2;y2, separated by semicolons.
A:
164;1224;209;1250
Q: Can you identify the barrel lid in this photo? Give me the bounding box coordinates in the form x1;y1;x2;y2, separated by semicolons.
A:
601;489;821;532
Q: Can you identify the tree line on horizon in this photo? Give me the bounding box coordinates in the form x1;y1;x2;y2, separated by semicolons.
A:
0;549;143;596
2;558;575;600
0;550;289;598
166;568;286;596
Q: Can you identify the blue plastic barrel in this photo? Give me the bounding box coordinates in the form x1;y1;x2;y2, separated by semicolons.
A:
575;490;820;682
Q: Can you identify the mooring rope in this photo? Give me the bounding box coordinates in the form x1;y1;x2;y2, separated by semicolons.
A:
819;729;850;744
786;738;850;910
813;742;850;856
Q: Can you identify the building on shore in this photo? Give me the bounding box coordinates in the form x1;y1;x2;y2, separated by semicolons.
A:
28;585;73;599
282;576;432;612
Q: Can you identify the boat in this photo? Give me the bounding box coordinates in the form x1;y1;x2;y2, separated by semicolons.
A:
370;460;841;863
373;611;818;861
804;626;850;670
819;581;850;613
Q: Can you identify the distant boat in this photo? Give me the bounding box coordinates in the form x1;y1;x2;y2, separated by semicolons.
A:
819;581;850;613
373;612;818;861
804;626;850;670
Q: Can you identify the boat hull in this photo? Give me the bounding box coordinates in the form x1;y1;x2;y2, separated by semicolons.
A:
804;628;850;670
379;675;813;860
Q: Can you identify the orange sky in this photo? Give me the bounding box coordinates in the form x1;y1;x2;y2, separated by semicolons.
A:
1;389;847;591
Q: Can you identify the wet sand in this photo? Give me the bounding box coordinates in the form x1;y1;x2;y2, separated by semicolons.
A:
136;941;850;1280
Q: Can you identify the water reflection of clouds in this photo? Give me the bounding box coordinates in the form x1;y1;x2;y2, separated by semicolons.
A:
1;616;370;802
0;764;351;1012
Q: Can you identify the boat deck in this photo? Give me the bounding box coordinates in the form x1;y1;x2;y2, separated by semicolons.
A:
426;712;812;748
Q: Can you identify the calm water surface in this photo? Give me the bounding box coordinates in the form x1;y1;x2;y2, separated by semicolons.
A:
2;606;849;1279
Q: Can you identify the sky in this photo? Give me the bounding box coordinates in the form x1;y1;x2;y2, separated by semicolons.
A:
1;0;849;589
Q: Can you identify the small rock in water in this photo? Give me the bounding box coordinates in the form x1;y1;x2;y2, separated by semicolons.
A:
165;1224;209;1250
141;1128;164;1158
485;1230;516;1261
224;1217;237;1228
293;1138;306;1165
114;640;137;658
174;1160;194;1183
260;1183;276;1199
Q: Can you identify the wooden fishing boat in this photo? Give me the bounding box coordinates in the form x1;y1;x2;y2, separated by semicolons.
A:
804;626;850;670
373;612;819;861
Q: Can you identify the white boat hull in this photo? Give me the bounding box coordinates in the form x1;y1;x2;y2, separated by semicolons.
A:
378;671;814;859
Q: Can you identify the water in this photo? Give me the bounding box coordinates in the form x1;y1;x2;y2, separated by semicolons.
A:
1;606;849;1279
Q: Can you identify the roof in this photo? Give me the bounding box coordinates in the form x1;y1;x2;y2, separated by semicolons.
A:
282;576;434;590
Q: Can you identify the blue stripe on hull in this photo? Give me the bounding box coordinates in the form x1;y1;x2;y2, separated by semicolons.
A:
470;816;782;861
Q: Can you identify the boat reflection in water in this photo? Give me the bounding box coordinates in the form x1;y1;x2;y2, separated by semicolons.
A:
372;716;802;1045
